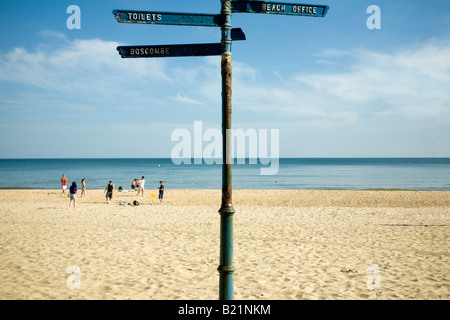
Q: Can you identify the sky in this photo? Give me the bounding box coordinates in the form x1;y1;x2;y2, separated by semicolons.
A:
0;0;449;158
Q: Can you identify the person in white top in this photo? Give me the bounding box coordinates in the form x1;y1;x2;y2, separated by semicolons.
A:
137;176;145;196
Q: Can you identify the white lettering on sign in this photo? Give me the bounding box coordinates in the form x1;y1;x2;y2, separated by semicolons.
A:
262;3;286;12
292;6;317;15
130;47;170;56
127;12;162;22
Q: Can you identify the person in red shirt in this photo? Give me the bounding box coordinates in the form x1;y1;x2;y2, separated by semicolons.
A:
61;174;68;194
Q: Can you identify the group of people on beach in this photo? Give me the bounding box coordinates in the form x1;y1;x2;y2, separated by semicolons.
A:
131;176;146;196
61;174;164;209
61;174;86;209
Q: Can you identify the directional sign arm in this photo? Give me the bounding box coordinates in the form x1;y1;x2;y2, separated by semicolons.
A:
231;1;329;17
113;10;223;27
117;43;223;58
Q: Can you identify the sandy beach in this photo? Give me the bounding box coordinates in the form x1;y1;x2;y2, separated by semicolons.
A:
0;189;448;300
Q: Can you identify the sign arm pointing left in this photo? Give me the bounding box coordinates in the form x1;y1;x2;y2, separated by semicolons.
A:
116;29;245;59
113;10;223;27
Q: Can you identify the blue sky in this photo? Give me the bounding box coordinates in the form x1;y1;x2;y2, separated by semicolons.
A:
0;0;449;158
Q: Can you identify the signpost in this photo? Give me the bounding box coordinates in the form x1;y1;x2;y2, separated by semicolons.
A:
113;0;328;301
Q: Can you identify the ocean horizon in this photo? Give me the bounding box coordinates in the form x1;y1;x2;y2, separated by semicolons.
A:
0;157;449;191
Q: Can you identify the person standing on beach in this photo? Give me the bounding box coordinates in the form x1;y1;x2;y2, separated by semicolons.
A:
131;179;136;191
68;182;77;209
80;178;86;198
158;181;164;204
137;176;145;197
135;179;140;192
105;181;114;204
61;174;68;194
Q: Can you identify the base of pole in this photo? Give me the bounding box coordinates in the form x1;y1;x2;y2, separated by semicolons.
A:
218;205;235;300
218;265;235;300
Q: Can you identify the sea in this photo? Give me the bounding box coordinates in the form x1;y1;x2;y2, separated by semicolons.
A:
0;158;449;191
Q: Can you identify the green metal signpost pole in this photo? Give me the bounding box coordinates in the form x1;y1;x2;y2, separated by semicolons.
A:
114;0;328;301
218;0;235;301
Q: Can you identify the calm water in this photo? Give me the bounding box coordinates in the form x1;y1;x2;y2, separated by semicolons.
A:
0;158;449;191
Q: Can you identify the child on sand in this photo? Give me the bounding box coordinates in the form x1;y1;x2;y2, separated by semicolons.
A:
80;178;86;198
137;176;145;197
61;174;68;194
104;181;114;204
68;182;77;209
135;179;140;192
158;181;164;204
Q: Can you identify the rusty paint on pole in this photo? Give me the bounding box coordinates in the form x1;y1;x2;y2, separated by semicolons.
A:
218;0;235;301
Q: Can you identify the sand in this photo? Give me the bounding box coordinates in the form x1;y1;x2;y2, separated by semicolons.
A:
0;189;448;300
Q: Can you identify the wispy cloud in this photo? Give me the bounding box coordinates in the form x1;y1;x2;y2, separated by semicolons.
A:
36;30;68;41
172;92;206;106
0;38;169;93
1;37;449;132
314;48;353;58
296;43;450;118
229;41;450;129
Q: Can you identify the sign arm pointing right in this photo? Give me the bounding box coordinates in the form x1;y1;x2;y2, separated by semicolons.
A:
230;1;329;17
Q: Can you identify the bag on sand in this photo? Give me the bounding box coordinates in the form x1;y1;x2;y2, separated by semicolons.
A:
133;200;139;206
